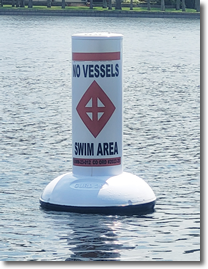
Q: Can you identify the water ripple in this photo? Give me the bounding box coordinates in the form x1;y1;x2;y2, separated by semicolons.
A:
0;16;200;261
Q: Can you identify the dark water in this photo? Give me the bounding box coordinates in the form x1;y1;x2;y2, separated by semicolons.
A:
0;15;200;261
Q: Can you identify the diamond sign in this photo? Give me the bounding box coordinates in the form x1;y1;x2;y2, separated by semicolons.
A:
76;80;116;138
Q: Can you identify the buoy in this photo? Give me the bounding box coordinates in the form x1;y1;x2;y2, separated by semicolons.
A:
40;33;156;215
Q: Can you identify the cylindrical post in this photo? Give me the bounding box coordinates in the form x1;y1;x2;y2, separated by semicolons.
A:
40;32;156;215
72;33;123;177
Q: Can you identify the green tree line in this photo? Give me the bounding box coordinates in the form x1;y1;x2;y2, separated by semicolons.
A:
0;0;200;12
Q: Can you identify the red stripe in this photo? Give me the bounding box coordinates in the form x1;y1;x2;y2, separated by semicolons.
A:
73;157;121;167
72;52;120;61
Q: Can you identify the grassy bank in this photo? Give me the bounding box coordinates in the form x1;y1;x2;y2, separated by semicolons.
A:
0;5;198;13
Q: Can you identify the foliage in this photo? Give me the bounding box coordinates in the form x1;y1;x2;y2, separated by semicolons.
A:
155;0;195;8
0;4;198;12
156;0;175;4
185;0;195;8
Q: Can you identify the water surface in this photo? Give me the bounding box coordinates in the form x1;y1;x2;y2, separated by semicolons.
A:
0;15;200;261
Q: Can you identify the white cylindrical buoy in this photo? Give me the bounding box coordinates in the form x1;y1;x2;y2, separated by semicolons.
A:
40;33;156;215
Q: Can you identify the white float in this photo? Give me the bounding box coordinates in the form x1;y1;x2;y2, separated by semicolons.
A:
40;33;156;215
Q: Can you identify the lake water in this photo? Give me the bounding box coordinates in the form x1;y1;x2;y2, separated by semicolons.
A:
0;15;200;261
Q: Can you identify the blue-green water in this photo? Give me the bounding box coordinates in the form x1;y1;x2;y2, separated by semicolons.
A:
0;15;200;261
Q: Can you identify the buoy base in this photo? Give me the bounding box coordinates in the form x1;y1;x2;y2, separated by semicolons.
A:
40;199;155;215
40;172;156;215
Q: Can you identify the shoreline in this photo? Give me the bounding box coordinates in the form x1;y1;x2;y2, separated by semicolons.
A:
0;8;200;18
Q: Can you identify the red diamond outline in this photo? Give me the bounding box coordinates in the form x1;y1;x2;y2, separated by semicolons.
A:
76;80;116;138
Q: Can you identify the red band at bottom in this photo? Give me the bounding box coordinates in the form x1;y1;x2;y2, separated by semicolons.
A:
73;157;121;167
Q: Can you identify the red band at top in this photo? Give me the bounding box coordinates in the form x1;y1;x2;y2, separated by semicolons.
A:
72;52;120;61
